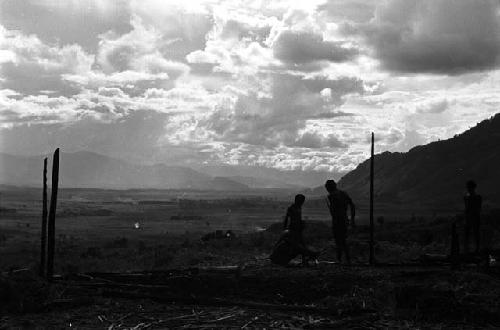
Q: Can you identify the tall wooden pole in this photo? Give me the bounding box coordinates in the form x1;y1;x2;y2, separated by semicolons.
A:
46;148;59;280
369;133;375;265
39;157;48;277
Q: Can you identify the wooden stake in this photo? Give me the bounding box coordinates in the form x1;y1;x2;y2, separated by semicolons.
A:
39;157;48;277
369;133;375;265
450;222;460;268
46;148;59;280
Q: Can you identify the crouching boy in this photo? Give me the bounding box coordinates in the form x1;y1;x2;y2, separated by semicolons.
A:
270;194;318;266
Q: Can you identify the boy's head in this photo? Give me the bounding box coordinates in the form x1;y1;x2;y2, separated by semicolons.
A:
466;180;477;193
324;179;337;193
294;194;305;206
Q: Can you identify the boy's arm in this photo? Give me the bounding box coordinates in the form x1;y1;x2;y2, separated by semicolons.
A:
350;202;356;226
347;194;356;226
326;197;333;217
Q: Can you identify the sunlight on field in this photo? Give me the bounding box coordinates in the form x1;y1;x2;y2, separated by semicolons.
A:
1;186;499;274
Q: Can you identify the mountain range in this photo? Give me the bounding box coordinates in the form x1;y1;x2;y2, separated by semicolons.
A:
0;151;333;190
333;113;500;208
1;113;499;201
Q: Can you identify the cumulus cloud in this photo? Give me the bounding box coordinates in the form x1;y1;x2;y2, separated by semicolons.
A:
130;0;213;61
416;99;449;114
185;10;278;76
57;17;190;94
292;131;347;149
193;73;363;148
186;38;274;76
358;0;500;74
0;0;131;52
2;0;500;175
273;30;359;67
0;82;209;130
318;0;377;23
220;19;271;42
96;17;190;77
63;71;170;87
0;24;94;95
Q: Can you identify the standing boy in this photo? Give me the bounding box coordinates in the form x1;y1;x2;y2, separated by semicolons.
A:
325;180;356;264
464;180;482;253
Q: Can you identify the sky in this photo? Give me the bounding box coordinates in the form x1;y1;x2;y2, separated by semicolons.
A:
1;0;500;176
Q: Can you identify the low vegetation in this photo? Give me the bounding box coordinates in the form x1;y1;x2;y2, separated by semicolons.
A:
1;188;500;328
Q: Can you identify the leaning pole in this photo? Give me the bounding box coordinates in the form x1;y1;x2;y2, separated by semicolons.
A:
369;133;375;265
46;148;59;280
39;157;48;277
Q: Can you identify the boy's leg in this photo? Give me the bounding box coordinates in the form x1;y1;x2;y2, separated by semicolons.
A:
334;230;343;262
343;237;351;265
339;225;350;264
474;219;480;253
464;220;471;253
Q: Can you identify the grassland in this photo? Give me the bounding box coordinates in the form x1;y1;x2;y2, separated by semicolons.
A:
1;186;500;328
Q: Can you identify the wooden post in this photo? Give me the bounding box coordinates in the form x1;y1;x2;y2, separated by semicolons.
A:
46;148;59;280
39;158;48;277
450;222;460;268
369;133;375;265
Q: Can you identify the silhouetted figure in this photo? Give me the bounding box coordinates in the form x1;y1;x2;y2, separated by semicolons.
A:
270;194;317;266
325;180;356;264
284;194;305;241
270;230;318;266
464;180;482;253
283;194;307;265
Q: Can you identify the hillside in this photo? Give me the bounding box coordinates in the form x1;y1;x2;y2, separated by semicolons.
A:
0;151;249;191
336;114;500;208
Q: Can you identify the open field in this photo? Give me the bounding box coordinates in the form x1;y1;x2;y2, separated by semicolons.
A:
1;186;500;328
1;185;486;272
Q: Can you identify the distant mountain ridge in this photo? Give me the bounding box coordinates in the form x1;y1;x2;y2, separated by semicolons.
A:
0;150;331;190
0;151;249;191
334;113;500;207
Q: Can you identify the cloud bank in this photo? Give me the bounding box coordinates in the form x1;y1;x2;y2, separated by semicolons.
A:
1;0;500;176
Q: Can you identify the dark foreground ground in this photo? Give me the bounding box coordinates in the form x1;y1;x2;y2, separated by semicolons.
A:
2;217;500;329
2;262;500;329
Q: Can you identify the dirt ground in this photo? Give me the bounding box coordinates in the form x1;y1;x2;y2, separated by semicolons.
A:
2;262;500;329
